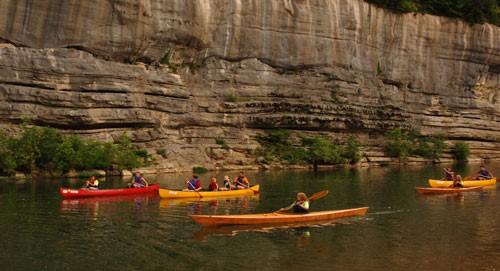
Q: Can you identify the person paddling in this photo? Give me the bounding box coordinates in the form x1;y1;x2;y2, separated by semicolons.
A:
476;166;493;180
85;176;99;190
130;172;149;188
278;192;310;213
442;168;455;181
233;171;250;189
184;174;202;191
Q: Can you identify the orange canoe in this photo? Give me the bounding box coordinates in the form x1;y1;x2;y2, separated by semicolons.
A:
415;186;483;195
190;207;369;226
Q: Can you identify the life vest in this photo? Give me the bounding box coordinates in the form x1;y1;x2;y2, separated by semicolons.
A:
188;179;200;190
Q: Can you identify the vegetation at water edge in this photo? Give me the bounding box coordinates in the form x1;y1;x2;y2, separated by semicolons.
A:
0;124;150;176
256;129;361;170
451;141;470;161
383;128;446;160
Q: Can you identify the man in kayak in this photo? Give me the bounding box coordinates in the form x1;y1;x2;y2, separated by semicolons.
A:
442;168;455;181
184;174;202;191
208;177;219;191
278;192;310;213
85;176;99;190
476;166;493;180
233;172;250;189
130;172;149;188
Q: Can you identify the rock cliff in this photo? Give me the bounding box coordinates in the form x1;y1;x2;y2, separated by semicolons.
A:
0;0;499;172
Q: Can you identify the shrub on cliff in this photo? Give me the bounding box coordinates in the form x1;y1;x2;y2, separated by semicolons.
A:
0;126;149;175
451;142;470;161
342;136;361;164
384;128;414;158
0;132;16;175
384;128;446;160
256;130;360;169
365;0;500;26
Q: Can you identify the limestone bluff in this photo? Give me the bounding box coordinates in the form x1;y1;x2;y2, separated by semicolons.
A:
0;0;498;173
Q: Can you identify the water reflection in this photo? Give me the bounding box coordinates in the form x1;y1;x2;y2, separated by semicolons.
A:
159;195;260;215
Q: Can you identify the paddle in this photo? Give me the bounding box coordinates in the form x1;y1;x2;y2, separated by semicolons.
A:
187;178;203;198
275;190;329;213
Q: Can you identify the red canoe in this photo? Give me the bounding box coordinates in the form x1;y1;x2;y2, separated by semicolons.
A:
415;186;483;195
59;184;160;199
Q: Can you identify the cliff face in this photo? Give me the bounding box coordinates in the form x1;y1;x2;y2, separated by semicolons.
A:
0;0;499;172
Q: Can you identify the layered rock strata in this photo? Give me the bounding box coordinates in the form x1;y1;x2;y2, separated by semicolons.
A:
0;0;499;172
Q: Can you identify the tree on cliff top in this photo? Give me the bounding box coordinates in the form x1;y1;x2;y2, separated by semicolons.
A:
366;0;500;26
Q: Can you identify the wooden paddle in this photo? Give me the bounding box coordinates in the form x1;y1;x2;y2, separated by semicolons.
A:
275;190;329;213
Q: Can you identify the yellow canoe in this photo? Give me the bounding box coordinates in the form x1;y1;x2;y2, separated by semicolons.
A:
159;185;260;199
428;178;496;188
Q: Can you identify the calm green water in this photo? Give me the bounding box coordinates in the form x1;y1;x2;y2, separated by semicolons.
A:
1;163;499;271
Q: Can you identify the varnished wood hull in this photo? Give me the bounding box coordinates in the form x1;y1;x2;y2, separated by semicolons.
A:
191;207;369;226
415;186;483;195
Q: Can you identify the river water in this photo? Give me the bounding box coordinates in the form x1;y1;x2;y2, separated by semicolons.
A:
0;163;499;271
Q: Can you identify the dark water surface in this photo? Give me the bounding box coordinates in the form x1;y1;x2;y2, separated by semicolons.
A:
1;163;499;271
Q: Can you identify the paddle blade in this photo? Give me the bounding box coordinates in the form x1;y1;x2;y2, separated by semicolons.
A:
308;190;329;202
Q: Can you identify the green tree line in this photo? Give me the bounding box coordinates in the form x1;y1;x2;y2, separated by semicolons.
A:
256;129;360;170
0;125;149;176
366;0;500;26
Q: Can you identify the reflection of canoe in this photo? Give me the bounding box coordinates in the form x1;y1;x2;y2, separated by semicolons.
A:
159;185;260;199
415;186;483;195
59;184;160;199
159;195;259;208
428;178;496;188
191;207;368;226
62;194;157;205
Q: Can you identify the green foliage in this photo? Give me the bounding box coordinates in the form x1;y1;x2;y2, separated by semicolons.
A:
413;135;446;159
0;126;149;175
224;93;238;103
160;48;178;73
302;136;346;168
215;138;230;150
384;128;446;159
365;0;500;26
384;128;414;158
156;148;168;158
192;166;208;174
451;142;470;161
0;132;16;175
256;130;360;168
343;136;361;164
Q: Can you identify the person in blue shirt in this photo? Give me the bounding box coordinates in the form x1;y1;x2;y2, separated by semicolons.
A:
476;166;493;180
130;172;149;188
184;174;202;191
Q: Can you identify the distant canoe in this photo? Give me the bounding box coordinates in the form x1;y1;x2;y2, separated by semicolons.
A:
415;186;483;195
59;184;160;199
159;185;259;199
428;178;496;188
191;207;368;226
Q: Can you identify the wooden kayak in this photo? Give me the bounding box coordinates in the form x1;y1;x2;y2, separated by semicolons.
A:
428;178;496;188
415;186;483;195
191;206;368;226
59;184;160;199
159;184;259;199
